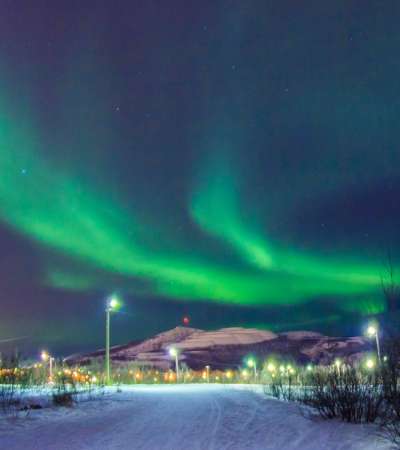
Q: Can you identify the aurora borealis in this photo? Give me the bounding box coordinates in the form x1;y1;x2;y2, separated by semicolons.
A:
0;1;399;353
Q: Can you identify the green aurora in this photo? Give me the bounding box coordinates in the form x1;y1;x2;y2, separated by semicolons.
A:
0;92;394;314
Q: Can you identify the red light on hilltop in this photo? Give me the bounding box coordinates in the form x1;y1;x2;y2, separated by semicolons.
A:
182;316;190;326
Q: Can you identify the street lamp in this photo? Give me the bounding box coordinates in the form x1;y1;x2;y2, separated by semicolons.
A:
366;324;381;364
247;358;257;381
169;347;180;382
365;358;375;370
41;350;54;380
105;295;120;385
205;365;210;383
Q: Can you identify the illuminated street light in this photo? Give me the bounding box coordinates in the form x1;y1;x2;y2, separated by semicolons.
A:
366;323;381;364
205;365;210;383
365;358;375;370
247;358;257;381
169;347;180;382
109;297;119;309
306;364;313;372
334;359;341;369
105;295;121;385
41;350;54;380
267;362;276;373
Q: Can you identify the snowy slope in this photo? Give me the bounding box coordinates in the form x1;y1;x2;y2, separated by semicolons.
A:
67;326;372;369
0;385;391;450
175;327;277;349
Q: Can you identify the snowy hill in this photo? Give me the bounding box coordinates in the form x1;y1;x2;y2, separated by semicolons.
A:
66;326;372;369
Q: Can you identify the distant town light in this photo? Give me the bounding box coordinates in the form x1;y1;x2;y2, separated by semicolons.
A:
247;358;255;368
366;358;375;370
267;362;276;373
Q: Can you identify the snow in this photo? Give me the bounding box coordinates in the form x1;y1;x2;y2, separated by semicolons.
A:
281;331;324;340
175;327;278;350
0;384;391;450
113;327;200;358
69;326;370;369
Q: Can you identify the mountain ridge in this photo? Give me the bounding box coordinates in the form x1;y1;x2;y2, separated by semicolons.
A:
65;326;372;369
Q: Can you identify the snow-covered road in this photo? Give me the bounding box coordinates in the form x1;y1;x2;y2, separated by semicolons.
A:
0;384;391;450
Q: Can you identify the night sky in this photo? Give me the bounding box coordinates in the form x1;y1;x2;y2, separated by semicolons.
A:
0;1;399;356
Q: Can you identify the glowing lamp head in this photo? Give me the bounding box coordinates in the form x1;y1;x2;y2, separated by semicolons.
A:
41;351;49;362
366;325;377;337
108;295;120;311
306;364;313;372
366;358;375;370
267;362;276;373
169;347;178;357
247;358;255;368
334;359;342;369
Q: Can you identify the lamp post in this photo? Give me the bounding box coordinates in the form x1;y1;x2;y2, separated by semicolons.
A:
247;358;257;381
105;296;120;385
169;347;180;382
366;324;381;364
41;350;54;380
205;365;210;383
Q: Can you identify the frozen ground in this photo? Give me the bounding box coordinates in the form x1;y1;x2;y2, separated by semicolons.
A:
0;384;393;450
